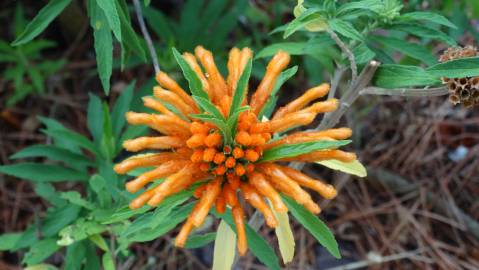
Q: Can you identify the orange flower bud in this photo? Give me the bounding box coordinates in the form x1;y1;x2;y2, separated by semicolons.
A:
225;157;236;168
250;134;265;146
235;164;246;176
213;153;226;164
246;163;255;173
227;173;240;190
203;148;217;162
214;165;227;175
205;132;222;147
191;149;204;163
261;132;271;142
199;162;210;172
245;149;259;162
232;147;244;159
186;134;206;148
190;122;209;134
235;131;251;146
194;185;207;199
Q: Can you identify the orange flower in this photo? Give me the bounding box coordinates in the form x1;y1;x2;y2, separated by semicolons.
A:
114;46;357;256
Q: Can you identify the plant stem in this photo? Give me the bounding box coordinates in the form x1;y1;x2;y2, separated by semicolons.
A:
360;86;449;97
132;0;160;74
327;28;358;83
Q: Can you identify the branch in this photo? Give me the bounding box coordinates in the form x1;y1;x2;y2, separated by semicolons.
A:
360;86;449;97
318;60;380;130
327;28;357;83
328;67;347;99
132;0;160;74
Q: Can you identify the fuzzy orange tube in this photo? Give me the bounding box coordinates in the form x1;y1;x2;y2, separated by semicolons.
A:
125;112;191;137
223;183;238;206
227;47;241;94
142;97;176;117
175;219;194;248
268;112;316;133
280;166;338;199
190;122;211;134
273;84;330;119
114;152;189;174
240;183;278;228
155;71;198;111
215;195;226;214
125;160;190;193
250;51;290;114
147;165;197;206
248;172;288;213
190;177;222;227
264;128;352;150
195;46;229;102
299;99;338;114
258;163;312;206
123;136;185;152
153;87;196;117
183;52;211;97
232;205;248;255
235;47;253;97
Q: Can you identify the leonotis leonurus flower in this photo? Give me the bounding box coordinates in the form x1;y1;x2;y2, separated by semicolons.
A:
114;46;357;255
439;45;479;107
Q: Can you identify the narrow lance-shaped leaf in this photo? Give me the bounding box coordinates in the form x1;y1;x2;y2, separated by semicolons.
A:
282;195;341;259
260;140;352;162
0;163;89;182
90;0;113;95
213;209;281;270
229;59;252;118
172;47;209;100
212;220;236;270
427;57;479;78
12;0;72;46
10;144;94;168
95;0;122;42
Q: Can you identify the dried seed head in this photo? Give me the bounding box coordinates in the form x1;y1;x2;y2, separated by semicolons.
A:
439;46;479;107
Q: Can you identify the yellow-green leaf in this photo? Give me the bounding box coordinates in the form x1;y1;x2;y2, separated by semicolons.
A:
212;219;236;270
269;201;295;264
317;159;367;177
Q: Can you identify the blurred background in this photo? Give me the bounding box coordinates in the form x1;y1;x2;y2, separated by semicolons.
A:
1;0;478;269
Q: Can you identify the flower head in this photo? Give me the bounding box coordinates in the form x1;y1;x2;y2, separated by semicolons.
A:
114;46;357;255
439;46;479;107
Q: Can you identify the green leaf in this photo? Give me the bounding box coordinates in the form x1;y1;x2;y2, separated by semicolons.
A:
317;159;367;177
89;174;112;208
25;264;59;270
112;81;135;138
184;232;216;249
399;11;457;29
121;190;193;238
60;191;95;210
89;234;109;252
269;201;295;264
369;35;436;65
102;252;115;270
115;0;147;62
284;8;326;38
172;47;209;100
12;0;72;46
336;0;384;15
100;103;115;159
57;219;106;246
95;0;122;42
41;128;99;156
212;220;236;270
190;113;232;145
328;19;363;41
23;238;60;265
84;241;101;270
0;163;89;182
34;183;65;207
373;64;441;88
64;242;86;270
352;43;375;64
87;93;104;143
90;1;113;95
260;66;298;119
229;59;252;118
0;232;22;250
391;23;456;46
427;57;479;78
119;203;194;246
283;196;341;259
215;210;281;270
192;96;225;120
260;140;352;162
10;144;93;168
